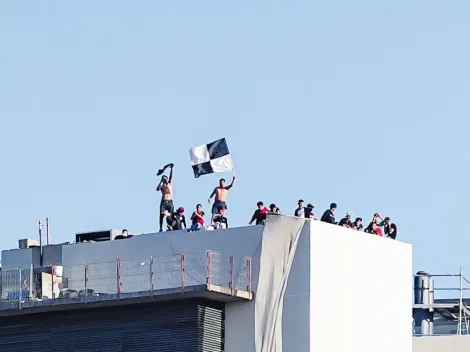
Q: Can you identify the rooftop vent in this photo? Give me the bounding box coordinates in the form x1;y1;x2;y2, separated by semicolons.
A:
75;229;121;243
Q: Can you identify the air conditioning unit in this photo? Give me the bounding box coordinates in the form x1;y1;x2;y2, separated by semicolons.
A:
19;238;39;249
75;229;122;243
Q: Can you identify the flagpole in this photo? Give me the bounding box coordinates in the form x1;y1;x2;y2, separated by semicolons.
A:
231;155;236;179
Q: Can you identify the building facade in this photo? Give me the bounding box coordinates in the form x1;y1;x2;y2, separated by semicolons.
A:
0;215;412;352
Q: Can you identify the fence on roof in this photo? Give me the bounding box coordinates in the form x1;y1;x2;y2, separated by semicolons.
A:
0;250;253;310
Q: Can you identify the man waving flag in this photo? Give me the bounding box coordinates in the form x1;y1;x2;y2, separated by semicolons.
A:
189;138;234;178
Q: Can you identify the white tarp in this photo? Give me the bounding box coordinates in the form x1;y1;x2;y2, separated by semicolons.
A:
255;214;306;352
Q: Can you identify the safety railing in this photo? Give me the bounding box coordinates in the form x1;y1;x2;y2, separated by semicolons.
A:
0;250;253;309
413;268;470;336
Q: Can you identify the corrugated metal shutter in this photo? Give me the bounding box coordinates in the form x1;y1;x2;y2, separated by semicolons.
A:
198;304;225;352
0;298;225;352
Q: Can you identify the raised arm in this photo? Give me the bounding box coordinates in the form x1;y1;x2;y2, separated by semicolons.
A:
225;176;235;190
168;165;174;183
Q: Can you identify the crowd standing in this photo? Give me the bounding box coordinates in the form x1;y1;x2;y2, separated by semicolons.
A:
152;164;398;240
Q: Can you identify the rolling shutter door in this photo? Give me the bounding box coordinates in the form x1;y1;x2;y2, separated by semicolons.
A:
0;298;225;352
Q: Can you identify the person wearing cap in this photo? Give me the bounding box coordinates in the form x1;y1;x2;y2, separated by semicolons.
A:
338;212;353;228
305;203;315;219
294;199;306;217
320;203;337;224
383;217;397;239
165;207;186;231
352;217;363;231
157;164;175;232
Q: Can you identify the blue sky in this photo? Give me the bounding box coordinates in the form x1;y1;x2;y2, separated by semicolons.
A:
0;1;469;281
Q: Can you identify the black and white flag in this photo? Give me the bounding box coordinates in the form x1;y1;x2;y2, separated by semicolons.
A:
189;138;234;178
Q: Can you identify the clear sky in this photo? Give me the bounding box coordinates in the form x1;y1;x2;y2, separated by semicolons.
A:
0;1;469;280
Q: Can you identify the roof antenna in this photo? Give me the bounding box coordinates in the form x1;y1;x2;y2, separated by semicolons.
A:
38;220;43;266
46;217;50;246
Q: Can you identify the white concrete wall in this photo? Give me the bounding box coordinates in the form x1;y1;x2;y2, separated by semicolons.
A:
225;217;311;352
413;336;470;352
309;220;412;352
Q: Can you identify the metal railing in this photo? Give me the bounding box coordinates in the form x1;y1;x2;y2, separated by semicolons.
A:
0;250;253;310
413;268;470;336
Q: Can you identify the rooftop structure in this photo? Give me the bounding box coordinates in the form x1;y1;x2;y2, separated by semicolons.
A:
0;214;412;352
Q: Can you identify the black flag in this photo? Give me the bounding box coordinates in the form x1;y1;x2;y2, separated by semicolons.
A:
157;163;174;176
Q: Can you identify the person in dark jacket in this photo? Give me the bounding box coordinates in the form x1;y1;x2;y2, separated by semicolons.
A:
114;229;134;240
212;207;228;229
338;212;353;228
166;207;187;231
305;204;315;219
352;217;363;231
383;217;397;239
320;203;337;224
249;201;269;225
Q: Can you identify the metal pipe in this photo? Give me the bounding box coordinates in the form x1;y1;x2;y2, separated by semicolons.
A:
46;217;50;245
149;256;154;296
51;265;55;299
38;221;43;266
29;264;33;300
247;257;252;292
229;256;234;292
429;278;434;334
180;253;185;293
116;258;121;296
84;262;88;301
18;268;22;310
414;271;431;335
206;251;212;286
459;267;463;335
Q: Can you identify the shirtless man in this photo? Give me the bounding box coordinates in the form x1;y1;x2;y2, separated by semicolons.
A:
208;176;235;224
157;164;174;232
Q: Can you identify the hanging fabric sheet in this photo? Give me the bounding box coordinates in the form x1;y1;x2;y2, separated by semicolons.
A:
254;214;306;352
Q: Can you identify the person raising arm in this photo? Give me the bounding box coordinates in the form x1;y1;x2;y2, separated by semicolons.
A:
208;176;235;224
156;164;174;232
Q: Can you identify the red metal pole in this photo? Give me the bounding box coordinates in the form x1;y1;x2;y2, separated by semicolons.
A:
247;257;252;292
38;220;43;266
206;251;212;286
150;256;154;295
46;217;50;245
229;256;234;291
180;252;185;293
116;258;121;295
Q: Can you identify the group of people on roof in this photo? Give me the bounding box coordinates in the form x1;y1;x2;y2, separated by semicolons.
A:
156;164;233;232
154;164;397;239
316;202;397;239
